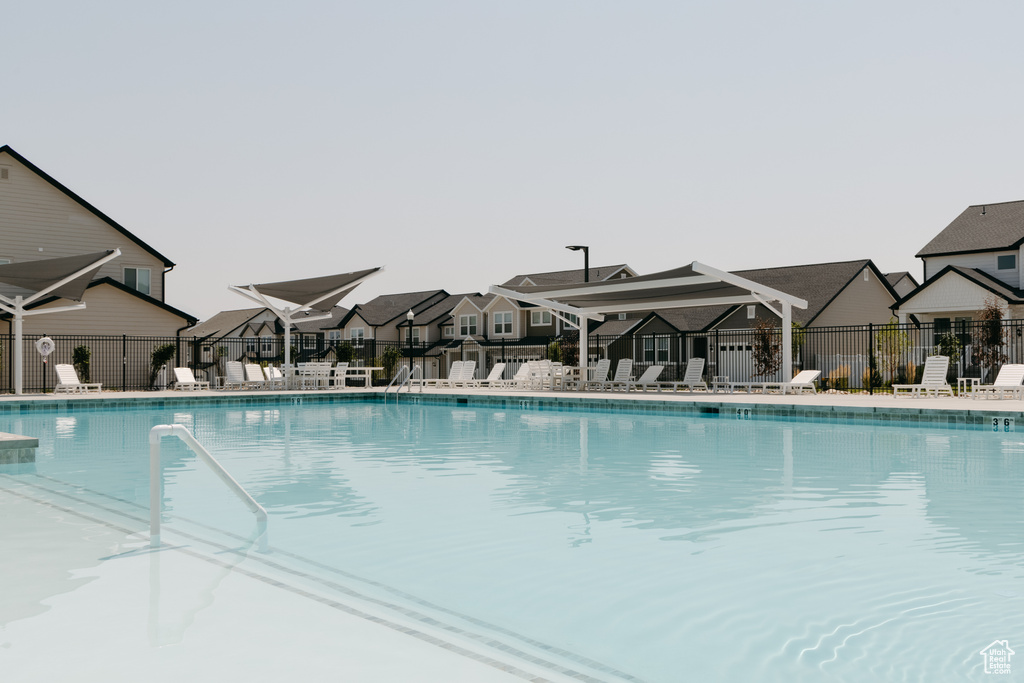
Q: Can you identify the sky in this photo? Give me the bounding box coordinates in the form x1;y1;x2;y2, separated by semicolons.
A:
5;1;1024;322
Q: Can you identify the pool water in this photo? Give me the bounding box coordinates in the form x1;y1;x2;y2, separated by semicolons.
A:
2;401;1023;681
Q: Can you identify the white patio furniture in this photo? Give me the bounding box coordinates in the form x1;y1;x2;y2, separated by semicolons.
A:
245;363;268;389
262;365;286;389
604;359;635;392
893;356;952;397
173;367;210;391
664;358;707;392
54;364;102;394
579;359;612;391
627;365;665;392
467;362;507;388
970;364;1024;399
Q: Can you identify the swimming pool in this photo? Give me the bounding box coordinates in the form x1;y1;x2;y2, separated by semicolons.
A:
2;399;1022;681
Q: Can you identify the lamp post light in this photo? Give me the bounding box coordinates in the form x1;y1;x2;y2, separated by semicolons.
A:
406;309;414;377
566;245;590;282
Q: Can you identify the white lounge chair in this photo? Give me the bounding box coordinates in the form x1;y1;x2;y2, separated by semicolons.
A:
450;360;478;387
417;360;464;389
468;362;507;388
173;367;210;391
498;363;532;389
54;364;102;394
262;365;286;389
245;363;268;389
603;359;635;392
627;365;664;392
329;362;350;388
579;359;612;391
223;361;251;390
971;364;1024;399
782;369;821;394
665;358;707;392
893;356;952;397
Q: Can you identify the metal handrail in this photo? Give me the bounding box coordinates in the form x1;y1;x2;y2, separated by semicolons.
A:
384;365;421;400
149;424;268;552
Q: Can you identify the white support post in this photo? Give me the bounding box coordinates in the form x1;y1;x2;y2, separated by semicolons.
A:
580;317;588;375
13;297;22;396
782;301;793;380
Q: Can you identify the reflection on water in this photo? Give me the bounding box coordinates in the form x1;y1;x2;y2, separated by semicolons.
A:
2;402;1023;682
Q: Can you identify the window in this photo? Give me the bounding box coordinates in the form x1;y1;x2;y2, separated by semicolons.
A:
261;336;273;353
618;313;627;321
444;325;454;337
493;311;512;335
531;310;552;326
643;337;670;363
328;330;341;343
350;328;365;346
303;336;316;350
245;337;257;353
124;267;151;295
202;345;212;359
459;314;477;336
998;254;1016;270
410;327;420;344
746;305;756;319
566;313;579;326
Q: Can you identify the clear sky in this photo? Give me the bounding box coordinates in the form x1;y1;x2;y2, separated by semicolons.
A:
5;1;1024;321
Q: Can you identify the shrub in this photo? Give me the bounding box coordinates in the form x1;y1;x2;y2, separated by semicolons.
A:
752;318;781;379
149;344;176;387
72;345;91;382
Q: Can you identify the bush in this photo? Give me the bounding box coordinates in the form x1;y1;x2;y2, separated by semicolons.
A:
149;344;176;387
547;341;563;364
72;345;91;382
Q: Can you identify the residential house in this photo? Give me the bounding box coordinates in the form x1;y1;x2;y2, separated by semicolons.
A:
331;289;448;357
0;145;195;336
896;200;1024;327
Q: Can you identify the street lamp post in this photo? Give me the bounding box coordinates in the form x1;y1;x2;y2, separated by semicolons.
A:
566;245;590;282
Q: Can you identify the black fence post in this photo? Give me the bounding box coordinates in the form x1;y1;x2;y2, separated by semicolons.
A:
867;323;874;396
122;334;127;392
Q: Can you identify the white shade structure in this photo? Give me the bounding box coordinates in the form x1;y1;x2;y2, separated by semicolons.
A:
229;267;382;373
0;249;122;394
489;261;809;377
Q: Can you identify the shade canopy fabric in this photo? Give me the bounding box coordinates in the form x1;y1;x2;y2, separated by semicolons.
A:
240;267;382;312
0;250;116;302
490;262;808;317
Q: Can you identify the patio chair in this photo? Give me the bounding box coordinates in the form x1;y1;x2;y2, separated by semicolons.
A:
329;362;350;388
416;360;464;389
296;362;332;390
54;364;102;394
893;355;952;397
579;359;612;391
603;359;635;392
627;365;664;392
783;369;821;394
497;363;532;389
173;367;210;391
970;364;1024;399
245;363;268;389
262;365;286;389
665;358;706;392
467;362;507;388
450;360;478;387
223;361;251;390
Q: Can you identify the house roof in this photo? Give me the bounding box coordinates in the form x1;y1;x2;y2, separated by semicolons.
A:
182;307;267;339
917;200;1024;258
409;293;479;326
0;276;197;324
722;259;896;326
885;271;915;287
501;264;633;287
589;317;643;338
0;145;175;268
895;264;1024;308
340;289;448;327
295;307;349;332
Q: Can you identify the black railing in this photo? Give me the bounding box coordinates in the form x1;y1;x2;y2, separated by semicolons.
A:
4;320;1024;393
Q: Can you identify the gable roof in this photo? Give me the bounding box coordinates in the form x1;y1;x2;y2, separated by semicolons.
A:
894;264;1024;308
501;264;634;287
917;200;1024;258
0;276;197;324
182;307;267;339
295;307;349;332
0;145;175;268
721;259;897;327
885;271;917;287
340;289;448;327
408;293;479;326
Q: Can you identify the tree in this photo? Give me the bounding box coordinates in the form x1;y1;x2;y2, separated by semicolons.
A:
547;340;563;364
752;318;781;378
973;297;1008;380
875;317;909;385
376;345;401;382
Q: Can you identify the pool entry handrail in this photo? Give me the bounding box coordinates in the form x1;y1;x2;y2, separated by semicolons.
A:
149;424;268;552
384;365;421;400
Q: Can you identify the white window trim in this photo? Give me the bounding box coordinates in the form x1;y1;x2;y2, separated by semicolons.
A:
531;310;552;326
493;311;513;335
459;314;478;336
350;327;365;346
124;266;152;296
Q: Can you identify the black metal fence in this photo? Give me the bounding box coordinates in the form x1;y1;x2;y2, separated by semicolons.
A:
4;319;1023;393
